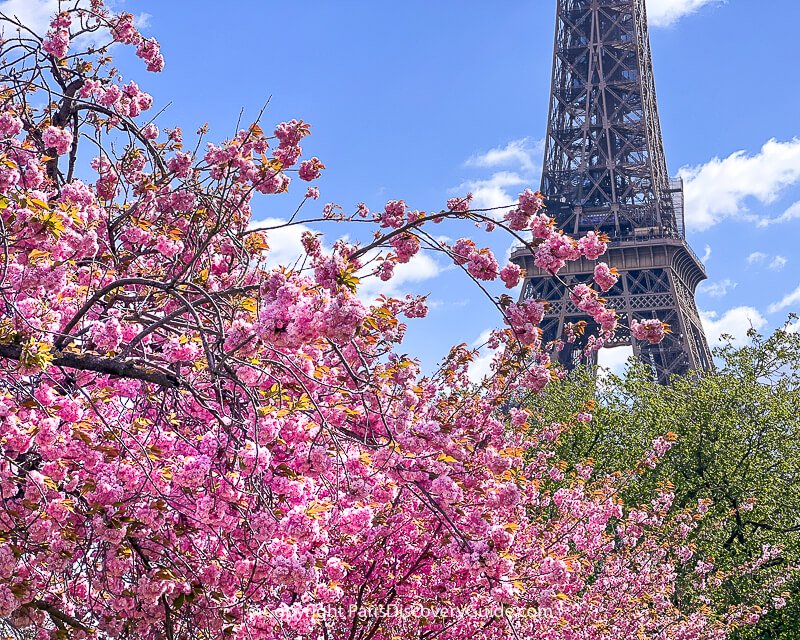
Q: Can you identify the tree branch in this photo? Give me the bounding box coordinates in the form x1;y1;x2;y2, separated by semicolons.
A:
29;600;90;632
0;343;180;389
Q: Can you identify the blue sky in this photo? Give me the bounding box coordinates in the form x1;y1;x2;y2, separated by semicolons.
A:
6;0;800;374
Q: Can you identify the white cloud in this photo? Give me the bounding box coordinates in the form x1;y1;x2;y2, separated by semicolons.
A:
358;252;442;302
0;0;149;47
758;200;800;227
466;138;542;174
457;171;528;212
698;279;737;298
597;346;634;380
679;138;800;231
467;330;497;384
700;244;712;264
788;320;800;334
456;139;545;213
700;307;767;346
0;0;58;34
252;217;316;271
747;251;789;272
769;255;788;271
768;284;800;315
646;0;724;27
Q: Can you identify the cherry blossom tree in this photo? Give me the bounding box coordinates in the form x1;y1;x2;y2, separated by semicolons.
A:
0;2;778;639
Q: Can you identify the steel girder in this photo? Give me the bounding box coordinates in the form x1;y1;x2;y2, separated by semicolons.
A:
541;0;676;236
515;0;713;382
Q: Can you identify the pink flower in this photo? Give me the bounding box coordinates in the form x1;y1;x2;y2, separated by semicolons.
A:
98;83;122;107
447;193;473;213
505;300;545;345
534;234;579;273
163;336;202;362
467;249;499;281
42;13;71;59
518;188;544;214
431;475;463;505
91;318;123;353
0;112;22;139
503;207;530;231
380;200;407;228
136;38;165;72
298;157;324;181
377;259;395;282
274;119;309;147
452;238;476;265
167;152;193;178
111;13;139;45
500;263;523;288
578;231;608;260
389;232;419;263
593;262;619;292
402;295;428;318
594;307;618;337
570;284;602;315
301;231;322;257
156;235;183;258
338;506;374;534
631;318;668;344
524;363;551;392
141;123;159;140
42;126;72;156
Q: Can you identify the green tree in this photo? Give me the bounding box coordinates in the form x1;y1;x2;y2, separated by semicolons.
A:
529;319;800;639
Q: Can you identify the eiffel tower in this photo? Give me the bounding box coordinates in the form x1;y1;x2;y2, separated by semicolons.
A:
511;0;712;382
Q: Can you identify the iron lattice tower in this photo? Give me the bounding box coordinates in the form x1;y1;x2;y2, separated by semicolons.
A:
512;0;712;382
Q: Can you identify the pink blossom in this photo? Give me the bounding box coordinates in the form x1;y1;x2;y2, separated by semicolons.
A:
162;337;202;362
91;318;123;353
505;300;545;345
338;506;374;534
447;193;473;213
167;152;193;177
402;295;428;318
380;199;407;228
467;249;499;280
274;119;309;147
578;230;608;260
0;15;768;639
0;112;22;138
42;126;72;155
141;123;159;140
452;237;476;265
503;207;530;231
111;13;139;45
523;363;551;392
377;259;395;281
631;318;668;344
389;232;420;263
499;263;523;288
42;13;71;59
298;157;324;181
136;38;165;72
518;188;544;214
301;231;322;257
593;262;619;292
431;475;463;505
